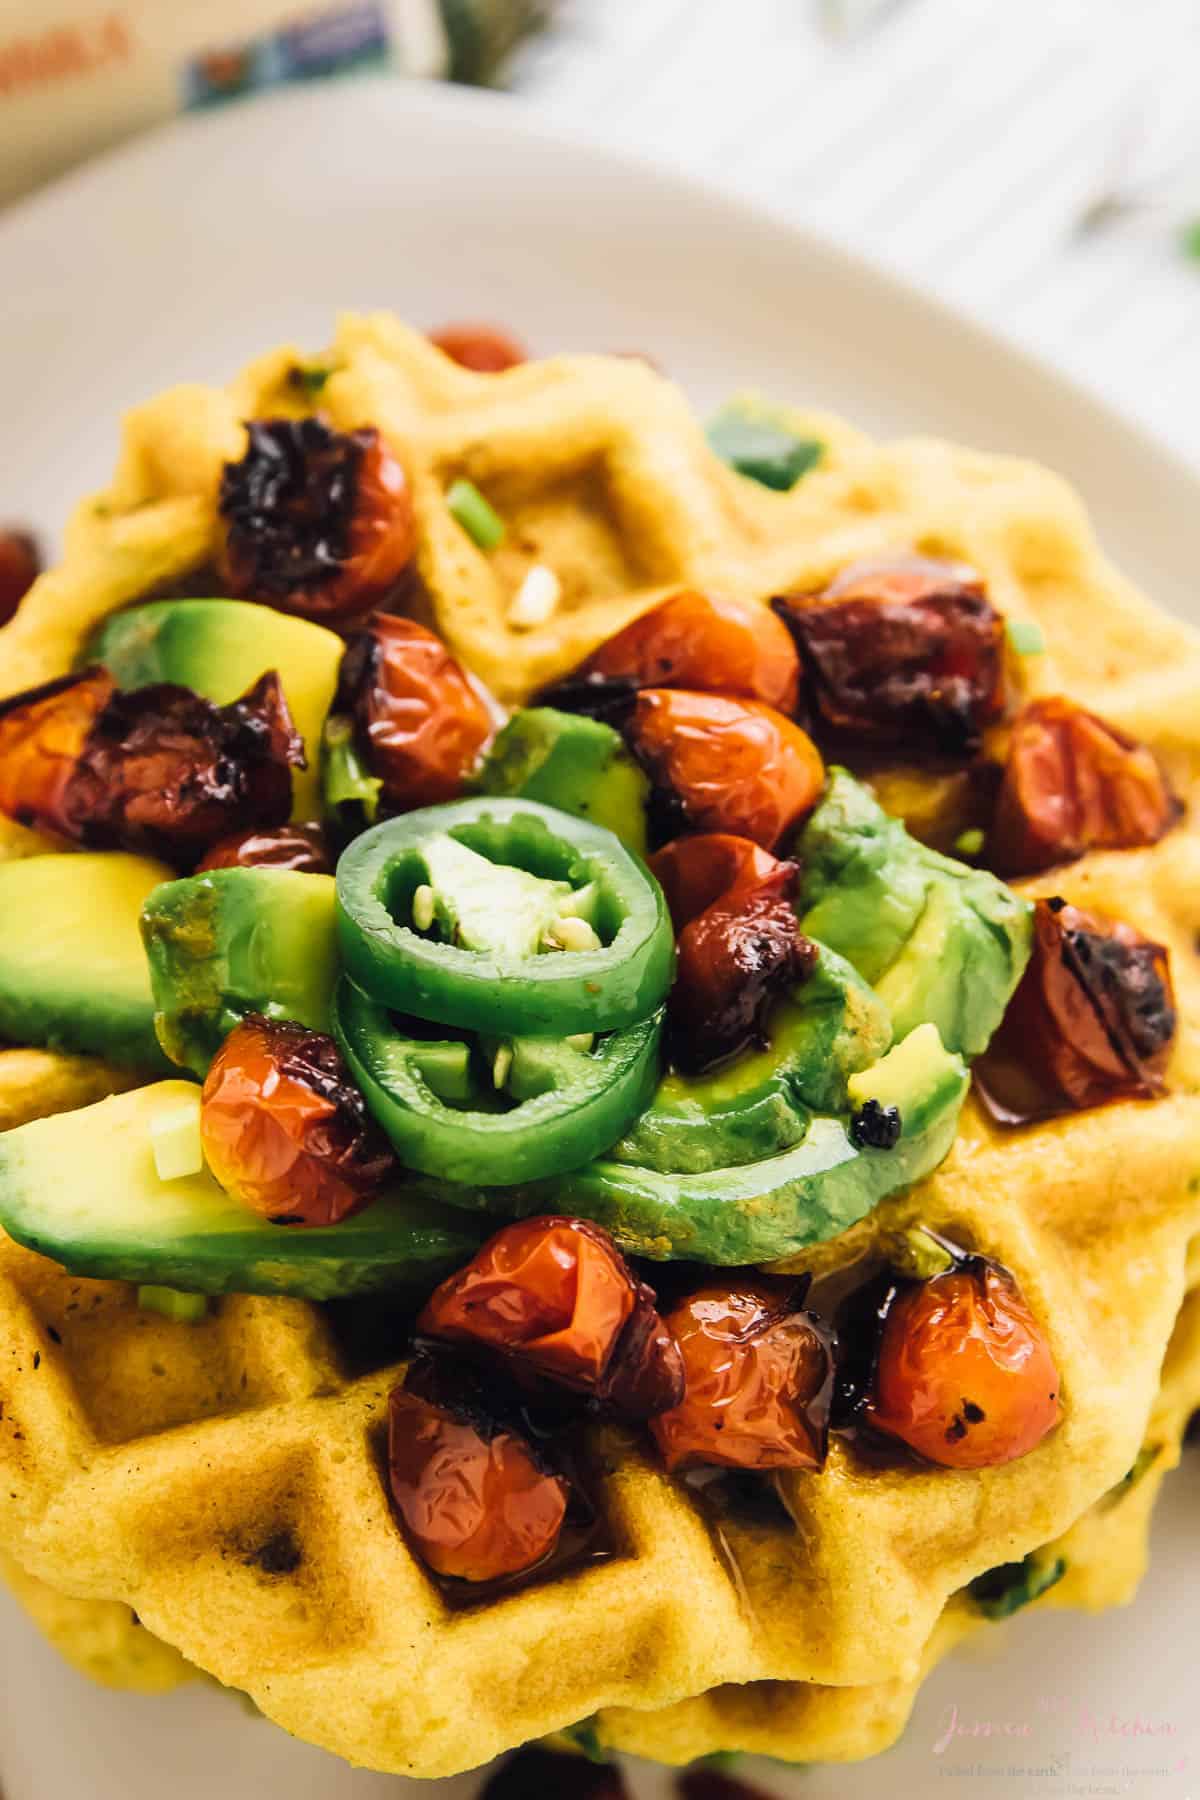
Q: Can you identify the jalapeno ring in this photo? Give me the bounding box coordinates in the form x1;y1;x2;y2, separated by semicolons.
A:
335;798;675;1037
334;979;663;1185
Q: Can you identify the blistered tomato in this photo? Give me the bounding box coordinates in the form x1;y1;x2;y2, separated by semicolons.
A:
218;418;416;628
200;1016;395;1225
773;553;1005;755
389;1353;568;1583
650;835;814;1073
651;1281;836;1473
428;322;527;372
628;690;825;850
418;1216;683;1419
333;613;494;810
566;590;800;714
989;695;1178;874
868;1258;1061;1469
196;821;333;875
0;669;114;838
0;529;39;626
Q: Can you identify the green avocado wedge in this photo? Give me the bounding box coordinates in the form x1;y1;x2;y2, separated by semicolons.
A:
796;768;1033;1058
612;944;891;1174
0;1083;486;1299
86;599;343;820
0;853;175;1073
420;1025;968;1264
475;708;651;857
141;867;338;1075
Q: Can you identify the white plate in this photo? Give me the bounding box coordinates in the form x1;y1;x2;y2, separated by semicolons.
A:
0;79;1196;1800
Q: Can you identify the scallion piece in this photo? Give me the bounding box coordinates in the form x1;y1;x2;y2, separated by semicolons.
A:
137;1285;209;1325
953;827;985;857
447;478;505;550
1006;619;1045;656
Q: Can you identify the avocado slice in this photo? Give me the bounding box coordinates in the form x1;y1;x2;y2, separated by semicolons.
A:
797;768;1033;1058
87;599;342;819
0;853;174;1073
706;396;823;491
613;943;891;1173
0;1082;485;1299
421;1026;968;1264
141;867;338;1075
476;708;651;857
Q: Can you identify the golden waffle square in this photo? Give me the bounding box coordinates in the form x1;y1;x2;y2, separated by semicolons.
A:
0;319;1198;1776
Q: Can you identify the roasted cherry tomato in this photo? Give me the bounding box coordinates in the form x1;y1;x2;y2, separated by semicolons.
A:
332;613;494;811
200;1015;395;1225
0;528;40;626
547;590;800;716
0;668;302;862
650;834;815;1073
650;1280;836;1473
628;690;825;850
989;695;1178;874
389;1351;568;1583
0;668;114;838
218;418;416;629
866;1253;1061;1469
973;897;1175;1124
196;820;333;875
773;554;1005;754
418;1216;683;1420
428;322;527;373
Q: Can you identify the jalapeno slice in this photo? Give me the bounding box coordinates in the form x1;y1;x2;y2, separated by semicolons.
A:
333;978;662;1184
335;798;675;1037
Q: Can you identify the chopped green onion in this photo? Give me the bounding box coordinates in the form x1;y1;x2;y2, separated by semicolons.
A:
706;398;823;492
286;361;334;396
1180;220;1200;262
1006;619;1045;656
447;478;505;550
953;827;985;857
137;1285;209;1325
322;715;382;824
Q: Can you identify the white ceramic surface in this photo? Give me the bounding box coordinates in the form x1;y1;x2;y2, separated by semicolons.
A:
0;79;1196;1800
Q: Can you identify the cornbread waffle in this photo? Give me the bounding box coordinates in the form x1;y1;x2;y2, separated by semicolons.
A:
0;319;1198;1776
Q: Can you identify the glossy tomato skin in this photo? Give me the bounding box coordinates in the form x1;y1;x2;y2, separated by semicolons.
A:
219;419;416;629
428;322;527;372
867;1259;1061;1469
0;668;114;839
576;591;800;714
990;696;1179;875
196;820;333;875
418;1216;683;1420
0;529;40;626
773;554;1005;755
973;897;1175;1124
389;1350;568;1583
649;835;814;1074
200;1016;395;1225
650;1281;836;1473
335;613;494;811
628;690;825;851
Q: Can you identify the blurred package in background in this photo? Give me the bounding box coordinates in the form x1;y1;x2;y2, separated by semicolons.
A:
0;0;554;205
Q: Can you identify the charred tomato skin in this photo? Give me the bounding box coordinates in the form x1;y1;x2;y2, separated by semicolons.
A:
334;613;494;811
628;689;825;851
418;1216;684;1420
199;1015;395;1225
989;695;1179;875
218;418;416;628
773;553;1005;755
973;896;1176;1124
0;668;115;839
388;1350;568;1584
0;529;40;626
649;834;816;1074
196;820;333;875
867;1256;1061;1469
650;1280;836;1474
568;590;800;714
428;322;527;373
